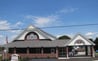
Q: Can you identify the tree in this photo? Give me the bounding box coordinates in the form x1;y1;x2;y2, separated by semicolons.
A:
89;38;93;42
58;35;71;40
94;37;98;51
0;46;4;51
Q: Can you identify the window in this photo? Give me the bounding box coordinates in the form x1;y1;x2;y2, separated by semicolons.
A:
9;48;27;54
16;48;27;54
51;48;56;53
74;39;85;45
9;48;14;53
58;48;66;57
29;48;41;53
43;48;56;53
43;48;51;53
25;32;39;40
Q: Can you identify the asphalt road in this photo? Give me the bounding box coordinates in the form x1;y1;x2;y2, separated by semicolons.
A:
29;56;98;61
29;58;97;61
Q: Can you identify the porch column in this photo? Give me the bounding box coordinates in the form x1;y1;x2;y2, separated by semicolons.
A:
92;46;95;57
27;47;29;54
41;47;43;56
26;47;29;58
14;47;16;53
66;46;69;59
90;46;95;57
56;47;58;58
90;46;93;57
85;46;88;56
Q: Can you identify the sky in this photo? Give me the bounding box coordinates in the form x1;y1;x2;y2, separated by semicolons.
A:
0;0;98;44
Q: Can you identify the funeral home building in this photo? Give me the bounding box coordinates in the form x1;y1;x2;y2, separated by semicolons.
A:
3;25;95;59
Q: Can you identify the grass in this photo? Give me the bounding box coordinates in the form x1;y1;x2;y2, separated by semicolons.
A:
96;53;98;55
0;56;2;61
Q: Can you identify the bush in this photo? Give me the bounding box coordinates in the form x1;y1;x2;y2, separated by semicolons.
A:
2;59;10;61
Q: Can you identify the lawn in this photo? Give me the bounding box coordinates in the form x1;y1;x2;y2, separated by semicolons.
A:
96;53;98;55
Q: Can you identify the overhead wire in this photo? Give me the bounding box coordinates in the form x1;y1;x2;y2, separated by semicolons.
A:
0;23;98;31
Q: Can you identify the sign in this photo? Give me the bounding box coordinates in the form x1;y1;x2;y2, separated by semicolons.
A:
11;54;19;61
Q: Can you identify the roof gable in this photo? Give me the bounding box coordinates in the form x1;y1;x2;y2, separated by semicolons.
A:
14;25;56;41
67;34;95;46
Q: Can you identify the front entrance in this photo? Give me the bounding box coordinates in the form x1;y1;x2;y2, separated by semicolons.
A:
58;46;93;58
68;46;86;57
68;46;93;57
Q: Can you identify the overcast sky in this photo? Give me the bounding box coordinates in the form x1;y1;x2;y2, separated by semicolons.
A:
0;0;98;44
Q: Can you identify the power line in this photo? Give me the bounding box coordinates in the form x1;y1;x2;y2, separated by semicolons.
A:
0;23;98;31
41;23;98;29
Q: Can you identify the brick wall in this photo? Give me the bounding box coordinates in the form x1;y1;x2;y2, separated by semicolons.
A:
6;53;57;59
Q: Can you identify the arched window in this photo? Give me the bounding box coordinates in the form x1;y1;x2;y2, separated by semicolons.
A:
25;32;39;40
74;39;85;45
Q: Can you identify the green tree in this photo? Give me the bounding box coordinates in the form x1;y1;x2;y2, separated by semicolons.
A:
58;35;71;40
0;47;4;52
89;38;93;42
94;37;98;51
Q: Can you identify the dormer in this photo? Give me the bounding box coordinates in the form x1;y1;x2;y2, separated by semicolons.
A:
13;25;56;41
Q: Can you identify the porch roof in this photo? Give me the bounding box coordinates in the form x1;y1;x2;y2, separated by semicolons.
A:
3;39;69;48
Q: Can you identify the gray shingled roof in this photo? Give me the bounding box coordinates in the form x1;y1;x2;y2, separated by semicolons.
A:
3;40;69;48
3;34;95;48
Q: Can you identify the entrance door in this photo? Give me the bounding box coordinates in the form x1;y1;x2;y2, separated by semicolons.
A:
58;48;66;57
73;46;85;56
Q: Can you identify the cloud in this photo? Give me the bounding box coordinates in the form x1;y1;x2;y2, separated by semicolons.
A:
85;32;98;39
0;30;22;44
0;34;6;44
85;32;96;36
25;7;78;27
0;20;23;30
0;35;3;38
26;15;61;27
10;30;21;33
14;21;23;27
56;8;78;14
0;20;23;44
0;20;11;29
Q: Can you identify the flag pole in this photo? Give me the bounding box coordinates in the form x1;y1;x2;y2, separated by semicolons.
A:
5;36;8;60
6;36;8;44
